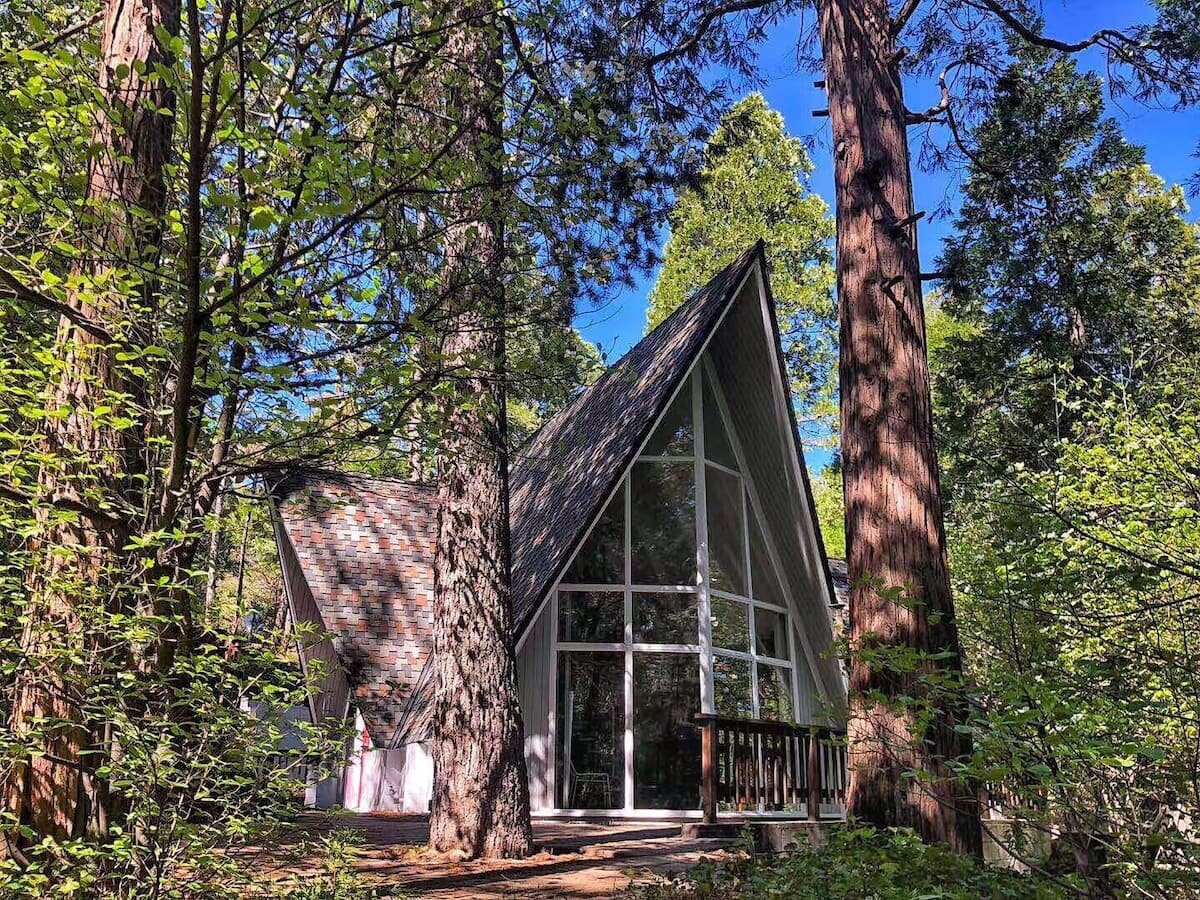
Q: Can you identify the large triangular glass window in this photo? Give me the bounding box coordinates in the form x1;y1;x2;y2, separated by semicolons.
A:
552;357;826;812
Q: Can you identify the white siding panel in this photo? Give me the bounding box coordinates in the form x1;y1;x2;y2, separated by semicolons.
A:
518;599;554;811
340;708;434;813
792;625;822;724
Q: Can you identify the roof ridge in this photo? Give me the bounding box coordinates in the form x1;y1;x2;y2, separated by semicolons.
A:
519;241;764;463
272;469;438;503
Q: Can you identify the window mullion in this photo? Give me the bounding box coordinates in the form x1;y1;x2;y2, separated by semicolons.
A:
694;374;714;715
550;589;559;808
787;615;802;721
623;475;634;812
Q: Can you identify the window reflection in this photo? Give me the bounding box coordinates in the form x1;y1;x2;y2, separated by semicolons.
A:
714;655;752;718
563;486;624;585
557;652;624;809
634;653;701;809
558;591;623;643
706;466;746;595
633;591;697;644
754;606;789;659
748;506;786;607
702;370;738;469
710;595;749;652
757;663;794;721
643;383;693;456
630;462;696;585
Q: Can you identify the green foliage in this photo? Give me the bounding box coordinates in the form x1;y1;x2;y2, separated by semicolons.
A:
638;827;1068;899
810;463;845;559
269;830;383;900
647;93;836;427
931;51;1200;894
0;622;352;897
938;52;1200;481
0;0;736;888
507;326;603;445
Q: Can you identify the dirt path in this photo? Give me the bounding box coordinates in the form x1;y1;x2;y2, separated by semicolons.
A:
281;814;733;897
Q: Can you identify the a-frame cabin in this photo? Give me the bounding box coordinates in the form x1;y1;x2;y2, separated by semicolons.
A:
272;243;848;818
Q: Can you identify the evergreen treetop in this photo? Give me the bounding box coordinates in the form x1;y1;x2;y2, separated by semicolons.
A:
648;93;835;424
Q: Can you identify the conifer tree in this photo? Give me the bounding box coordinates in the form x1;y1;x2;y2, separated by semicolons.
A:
937;53;1200;483
648;93;835;418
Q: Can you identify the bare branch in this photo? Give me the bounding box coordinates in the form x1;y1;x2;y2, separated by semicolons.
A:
965;0;1141;54
907;66;952;124
891;0;923;37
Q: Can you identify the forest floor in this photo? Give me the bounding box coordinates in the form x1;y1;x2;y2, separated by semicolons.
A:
258;813;735;897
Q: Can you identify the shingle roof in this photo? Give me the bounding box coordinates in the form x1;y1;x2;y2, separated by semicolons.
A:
826;557;849;606
826;557;850;643
509;242;764;632
273;243;765;740
274;474;437;747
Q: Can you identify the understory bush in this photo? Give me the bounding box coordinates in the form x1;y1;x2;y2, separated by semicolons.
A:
266;829;383;900
639;826;1072;900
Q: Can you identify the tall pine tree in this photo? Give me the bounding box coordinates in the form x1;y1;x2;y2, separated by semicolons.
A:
649;93;835;420
938;53;1200;484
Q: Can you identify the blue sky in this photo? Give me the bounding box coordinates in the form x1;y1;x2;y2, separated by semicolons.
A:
572;1;1199;471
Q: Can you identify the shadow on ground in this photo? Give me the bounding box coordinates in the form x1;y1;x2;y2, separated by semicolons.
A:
270;814;733;898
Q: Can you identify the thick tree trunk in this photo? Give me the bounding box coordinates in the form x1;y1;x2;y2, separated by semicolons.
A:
815;0;982;855
3;0;180;851
427;0;534;860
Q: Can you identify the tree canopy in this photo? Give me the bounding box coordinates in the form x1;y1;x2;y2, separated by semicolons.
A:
931;52;1200;892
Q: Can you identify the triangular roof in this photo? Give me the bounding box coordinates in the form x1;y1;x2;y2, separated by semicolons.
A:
509;242;765;634
271;474;437;746
272;242;846;738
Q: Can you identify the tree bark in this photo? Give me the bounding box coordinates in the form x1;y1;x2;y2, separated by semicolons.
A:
815;0;982;855
3;0;180;851
427;0;534;860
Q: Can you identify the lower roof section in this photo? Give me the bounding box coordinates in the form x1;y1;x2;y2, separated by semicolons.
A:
274;473;435;747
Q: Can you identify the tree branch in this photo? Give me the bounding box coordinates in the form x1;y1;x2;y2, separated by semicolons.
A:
0;264;113;341
644;0;777;70
0;481;126;529
27;10;103;52
891;0;923;37
965;0;1137;54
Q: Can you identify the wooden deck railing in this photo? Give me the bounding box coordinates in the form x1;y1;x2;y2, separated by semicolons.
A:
694;713;847;823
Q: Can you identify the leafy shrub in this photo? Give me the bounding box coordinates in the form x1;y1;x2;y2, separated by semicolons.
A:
639;826;1071;900
0;624;352;899
268;829;384;900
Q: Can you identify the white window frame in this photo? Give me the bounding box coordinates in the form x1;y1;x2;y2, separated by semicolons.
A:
548;359;822;816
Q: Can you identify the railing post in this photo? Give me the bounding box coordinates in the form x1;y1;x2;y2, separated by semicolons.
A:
700;714;717;824
807;726;820;822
